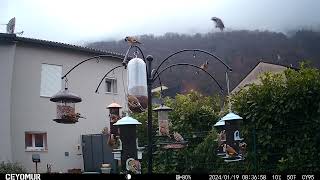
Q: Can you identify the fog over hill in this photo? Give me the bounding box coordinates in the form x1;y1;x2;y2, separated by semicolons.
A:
87;29;320;96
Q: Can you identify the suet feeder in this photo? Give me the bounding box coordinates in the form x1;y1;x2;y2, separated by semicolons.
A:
50;88;82;124
107;102;122;135
153;104;172;137
127;57;148;113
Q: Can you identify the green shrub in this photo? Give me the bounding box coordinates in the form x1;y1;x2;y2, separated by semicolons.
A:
0;162;27;173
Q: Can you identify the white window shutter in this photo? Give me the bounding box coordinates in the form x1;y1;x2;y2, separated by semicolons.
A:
40;64;62;97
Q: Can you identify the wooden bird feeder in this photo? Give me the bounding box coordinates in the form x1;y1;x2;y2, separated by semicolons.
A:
50;88;82;124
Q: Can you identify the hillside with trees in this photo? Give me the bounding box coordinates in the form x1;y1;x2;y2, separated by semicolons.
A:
87;30;320;96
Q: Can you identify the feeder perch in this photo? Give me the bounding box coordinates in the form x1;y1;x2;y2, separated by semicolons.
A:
50;88;82;124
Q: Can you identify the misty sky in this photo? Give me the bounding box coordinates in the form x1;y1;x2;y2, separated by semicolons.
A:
1;0;320;45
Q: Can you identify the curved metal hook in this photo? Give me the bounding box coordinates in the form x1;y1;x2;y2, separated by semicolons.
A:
62;54;123;79
95;65;124;93
152;49;232;80
152;63;224;94
122;45;146;66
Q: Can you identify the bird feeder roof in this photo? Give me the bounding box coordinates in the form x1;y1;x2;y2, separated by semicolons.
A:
220;112;243;121
107;102;122;109
153;104;173;112
114;116;142;126
214;119;225;126
50;88;82;103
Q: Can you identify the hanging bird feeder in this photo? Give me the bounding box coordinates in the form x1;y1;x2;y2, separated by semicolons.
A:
219;112;245;161
114;115;142;173
107;102;122;135
153;104;187;149
50;88;82;124
153;104;172;137
127;57;148;113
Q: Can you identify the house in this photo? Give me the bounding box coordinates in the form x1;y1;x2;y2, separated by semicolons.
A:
231;61;298;93
0;33;127;173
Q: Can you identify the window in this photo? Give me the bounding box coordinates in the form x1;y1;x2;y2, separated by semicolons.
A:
40;64;62;97
105;78;117;93
25;132;47;151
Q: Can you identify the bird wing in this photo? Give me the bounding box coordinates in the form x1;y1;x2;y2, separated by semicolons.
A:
211;17;225;31
211;17;219;21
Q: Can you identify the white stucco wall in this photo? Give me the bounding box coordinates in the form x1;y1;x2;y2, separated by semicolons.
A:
0;42;15;162
9;43;126;173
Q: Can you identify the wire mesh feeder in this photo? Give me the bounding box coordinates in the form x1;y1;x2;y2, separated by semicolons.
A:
50;88;82;124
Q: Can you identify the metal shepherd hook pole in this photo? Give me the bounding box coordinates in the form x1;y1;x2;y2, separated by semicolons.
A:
146;55;154;174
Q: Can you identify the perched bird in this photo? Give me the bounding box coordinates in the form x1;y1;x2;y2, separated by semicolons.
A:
126;158;141;174
107;134;117;148
173;132;184;142
239;142;247;154
127;95;144;113
159;121;170;137
211;17;225;31
101;127;110;135
223;144;238;156
110;114;120;122
196;61;209;74
217;130;226;146
74;113;86;121
63;112;85;122
125;36;141;45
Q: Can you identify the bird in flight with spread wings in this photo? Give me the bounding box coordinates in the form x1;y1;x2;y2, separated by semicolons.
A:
211;17;225;31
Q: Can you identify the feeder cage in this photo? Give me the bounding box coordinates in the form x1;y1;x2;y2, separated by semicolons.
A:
153;104;172;136
50;88;82;124
127;58;147;113
107;102;122;135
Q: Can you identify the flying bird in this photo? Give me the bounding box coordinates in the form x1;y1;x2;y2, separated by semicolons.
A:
211;17;225;31
196;60;209;74
125;36;141;45
173;132;184;142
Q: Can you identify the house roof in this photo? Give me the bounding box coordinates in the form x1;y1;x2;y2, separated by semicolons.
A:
0;33;124;60
231;61;299;93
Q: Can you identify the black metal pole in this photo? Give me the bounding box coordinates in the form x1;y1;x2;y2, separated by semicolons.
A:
146;55;154;174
